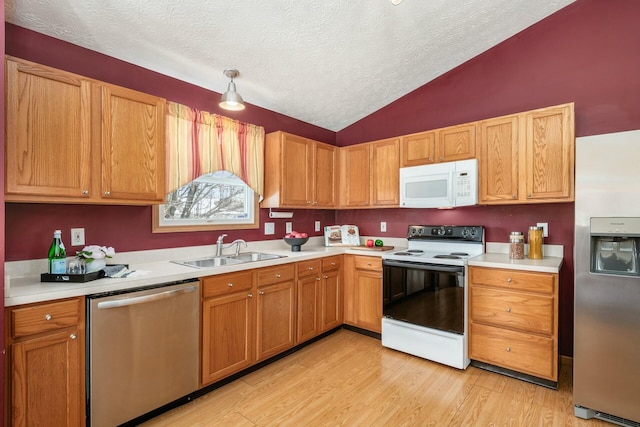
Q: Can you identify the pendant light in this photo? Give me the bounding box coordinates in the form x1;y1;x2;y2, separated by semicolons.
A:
219;69;245;111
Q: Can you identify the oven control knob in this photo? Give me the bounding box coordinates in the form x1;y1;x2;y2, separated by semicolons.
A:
437;228;445;236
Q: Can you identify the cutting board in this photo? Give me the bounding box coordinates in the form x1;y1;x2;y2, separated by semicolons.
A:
354;245;395;251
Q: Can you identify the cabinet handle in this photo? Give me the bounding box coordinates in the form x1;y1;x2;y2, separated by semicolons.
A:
104;191;111;197
82;190;89;195
259;290;265;295
70;334;77;340
506;347;511;352
45;314;52;321
506;307;511;313
507;277;512;283
228;283;234;287
275;273;281;278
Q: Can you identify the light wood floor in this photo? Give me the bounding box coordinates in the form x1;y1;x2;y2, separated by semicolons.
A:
142;329;610;427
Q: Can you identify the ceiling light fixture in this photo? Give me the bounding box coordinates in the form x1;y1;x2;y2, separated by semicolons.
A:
390;0;404;5
219;69;245;111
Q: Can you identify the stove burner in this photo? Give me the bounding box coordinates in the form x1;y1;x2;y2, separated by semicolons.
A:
450;252;469;256
393;252;413;256
434;254;461;259
407;249;424;254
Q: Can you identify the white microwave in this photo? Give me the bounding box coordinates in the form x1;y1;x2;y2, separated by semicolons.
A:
399;159;478;208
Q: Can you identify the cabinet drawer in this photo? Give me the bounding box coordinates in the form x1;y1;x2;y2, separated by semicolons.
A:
470;266;555;295
322;255;342;272
257;264;295;287
469;322;556;381
354;256;382;271
202;271;253;299
470;286;554;335
297;259;322;278
11;298;81;338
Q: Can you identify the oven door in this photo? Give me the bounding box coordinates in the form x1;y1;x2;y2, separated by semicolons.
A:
382;259;465;334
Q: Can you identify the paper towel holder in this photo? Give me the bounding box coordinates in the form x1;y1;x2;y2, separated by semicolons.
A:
268;209;294;219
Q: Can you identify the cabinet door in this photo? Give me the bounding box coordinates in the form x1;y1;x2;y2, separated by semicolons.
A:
297;274;321;343
256;280;295;361
5;58;92;199
525;104;574;201
12;329;83;427
437;123;476;162
354;269;383;333
370;138;400;206
101;84;165;202
280;134;314;207
321;269;342;331
314;142;338;207
478;115;520;203
401;131;436;166
201;291;254;385
340;144;370;207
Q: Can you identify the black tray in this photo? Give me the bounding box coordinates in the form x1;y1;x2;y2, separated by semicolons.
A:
41;270;105;283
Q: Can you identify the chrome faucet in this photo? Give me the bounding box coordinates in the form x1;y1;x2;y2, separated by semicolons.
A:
228;239;248;256
215;234;228;256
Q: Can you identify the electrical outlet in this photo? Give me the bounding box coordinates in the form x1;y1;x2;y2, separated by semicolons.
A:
264;222;275;235
286;222;293;234
537;222;549;237
70;228;85;246
381;221;387;232
315;221;321;232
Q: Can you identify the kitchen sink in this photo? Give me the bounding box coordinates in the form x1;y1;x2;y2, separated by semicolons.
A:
227;252;286;262
172;256;245;269
172;252;285;269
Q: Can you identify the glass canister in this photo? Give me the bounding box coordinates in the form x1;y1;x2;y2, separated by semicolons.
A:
528;226;544;259
509;232;525;259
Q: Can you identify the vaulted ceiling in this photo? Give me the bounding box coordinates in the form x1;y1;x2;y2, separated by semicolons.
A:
6;0;576;131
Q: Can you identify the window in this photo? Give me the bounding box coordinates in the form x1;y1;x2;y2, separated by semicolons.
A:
153;170;258;232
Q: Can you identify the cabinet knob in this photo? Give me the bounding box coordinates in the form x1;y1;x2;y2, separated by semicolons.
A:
228;283;234;287
248;293;253;298
440;156;444;160
506;347;511;352
306;200;312;204
367;262;372;266
70;334;77;340
379;275;383;279
507;277;512;283
527;194;532;198
104;191;111;197
324;275;328;279
331;262;336;266
308;267;314;271
275;273;281;278
313;201;318;205
82;190;89;195
316;277;321;281
512;195;517;199
428;157;433;161
45;314;52;321
259;290;265;295
506;307;511;313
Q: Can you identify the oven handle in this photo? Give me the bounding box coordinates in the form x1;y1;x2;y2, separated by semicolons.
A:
382;259;464;273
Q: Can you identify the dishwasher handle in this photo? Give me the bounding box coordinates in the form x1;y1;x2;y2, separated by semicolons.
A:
96;285;197;309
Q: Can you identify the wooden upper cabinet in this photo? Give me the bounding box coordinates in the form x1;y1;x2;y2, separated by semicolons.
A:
339;144;370;208
478;103;574;204
370;138;400;206
5;57;166;204
5;57;93;199
101;84;166;202
525;104;574;201
262;131;337;208
479;115;520;203
401;131;436;166
437;123;476;162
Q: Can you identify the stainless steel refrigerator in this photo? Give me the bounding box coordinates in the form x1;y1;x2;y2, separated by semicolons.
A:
574;129;640;425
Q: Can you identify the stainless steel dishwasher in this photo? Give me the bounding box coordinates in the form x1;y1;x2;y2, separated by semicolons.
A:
87;279;200;427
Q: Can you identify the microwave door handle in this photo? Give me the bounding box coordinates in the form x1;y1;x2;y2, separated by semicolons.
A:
448;170;456;206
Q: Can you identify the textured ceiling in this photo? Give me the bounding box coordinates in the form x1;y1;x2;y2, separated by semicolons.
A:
6;0;575;131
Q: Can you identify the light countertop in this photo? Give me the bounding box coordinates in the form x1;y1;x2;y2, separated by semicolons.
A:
468;242;564;273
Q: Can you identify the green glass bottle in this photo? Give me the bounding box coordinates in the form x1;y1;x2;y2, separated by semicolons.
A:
48;229;67;274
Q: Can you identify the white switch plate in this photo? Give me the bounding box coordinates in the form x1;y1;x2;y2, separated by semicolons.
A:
537;222;549;237
285;222;293;234
264;222;275;235
380;221;387;232
70;228;85;246
315;221;321;232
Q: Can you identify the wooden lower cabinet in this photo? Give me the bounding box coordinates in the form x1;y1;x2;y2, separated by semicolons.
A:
6;297;85;427
255;264;296;361
344;255;383;333
201;271;255;385
468;266;559;382
320;256;343;331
